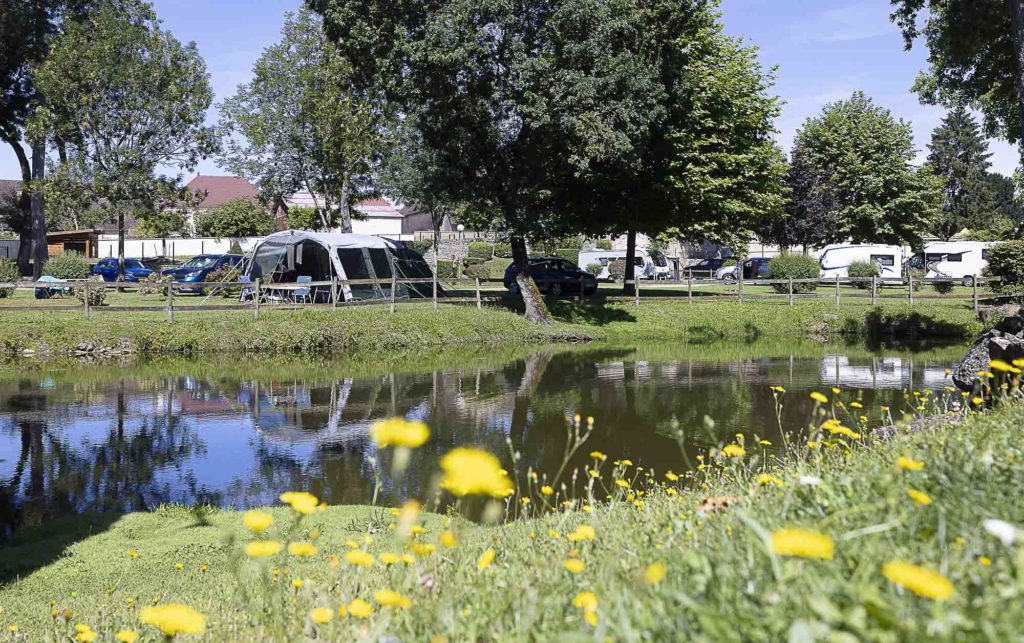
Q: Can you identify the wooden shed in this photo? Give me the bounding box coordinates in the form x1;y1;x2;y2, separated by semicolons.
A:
46;229;102;258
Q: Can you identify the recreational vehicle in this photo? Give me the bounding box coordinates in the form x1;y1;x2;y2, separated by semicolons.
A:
817;244;905;281
916;241;994;286
577;249;656;281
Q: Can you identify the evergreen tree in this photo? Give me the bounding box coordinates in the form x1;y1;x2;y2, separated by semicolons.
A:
926;107;995;240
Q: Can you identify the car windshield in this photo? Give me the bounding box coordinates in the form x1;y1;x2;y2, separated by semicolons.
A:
184;256;219;269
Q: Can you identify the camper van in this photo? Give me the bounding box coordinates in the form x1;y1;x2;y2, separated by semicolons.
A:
818;244;905;282
916;241;994;286
578;249;656;281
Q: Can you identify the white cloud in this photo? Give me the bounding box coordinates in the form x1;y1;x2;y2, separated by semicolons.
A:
792;4;897;45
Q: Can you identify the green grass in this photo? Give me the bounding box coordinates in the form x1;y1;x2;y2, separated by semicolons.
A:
1;397;1022;640
0;297;987;357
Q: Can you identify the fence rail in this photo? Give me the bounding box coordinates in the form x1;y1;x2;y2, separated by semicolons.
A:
0;273;1007;323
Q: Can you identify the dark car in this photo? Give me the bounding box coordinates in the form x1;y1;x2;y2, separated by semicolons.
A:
92;257;154;282
682;258;727;278
503;257;598;297
718;257;772;281
161;254;244;293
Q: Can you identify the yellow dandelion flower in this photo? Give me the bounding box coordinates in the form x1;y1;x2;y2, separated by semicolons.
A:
979;556;992;567
721;444;746;458
440;530;459;548
907;489;932;505
882;561;954;601
409;525;426;536
139;604;206;636
374;589;413;610
127;550;139;558
971;396;985;406
287;542;318;557
379;552;399;565
573;591;598;610
114;631;138;643
563;558;586;574
771;528;834;560
614;479;630;488
279;491;318;515
897;456;924;471
309;607;334;624
242;510;273;533
345;550;374;567
757;473;783;486
850;401;863;409
369;417;430;448
568;524;596;541
347;598;374;619
291;579;304;589
665;471;679;482
401;553;415;564
589;451;606;460
477;548;496;571
540;485;554;496
549;529;561;539
245;541;283;558
644;562;666;585
412;543;436;557
439;448;514;498
74;625;96;643
810;392;829;404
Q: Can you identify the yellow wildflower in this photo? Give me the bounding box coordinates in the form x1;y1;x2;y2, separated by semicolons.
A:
540;485;554;496
279;491;318;515
114;631;138;643
401;553;415;564
563;558;586;574
347;598;374;619
907;489;932;505
374;589;413;610
412;542;436;557
287;542;318;557
245;541;283;558
644;562;666;585
291;579;304;589
440;530;459;548
897;456;924;471
379;552;399;565
721;444;746;458
665;471;679;482
309;607;334;624
74;625;96;643
439;448;514;498
568;524;596;541
477;548;496;571
882;561;954;601
573;591;598;610
979;556;992;567
810;392;829;404
370;417;430;447
589;451;606;460
127;550;139;558
615;479;630;488
771;528;834;560
139;604;206;636
242;510;273;533
757;473;783;486
345;550;374;567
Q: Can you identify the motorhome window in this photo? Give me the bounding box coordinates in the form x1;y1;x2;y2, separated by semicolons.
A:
633;258;644;266
925;253;944;263
982;249;990;260
870;254;895;267
945;253;964;262
599;258;609;266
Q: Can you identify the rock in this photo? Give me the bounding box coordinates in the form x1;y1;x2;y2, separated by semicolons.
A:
991;336;1024;366
952;316;1024;391
979;303;1023;326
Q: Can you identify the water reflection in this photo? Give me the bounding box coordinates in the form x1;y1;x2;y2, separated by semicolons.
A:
0;344;964;531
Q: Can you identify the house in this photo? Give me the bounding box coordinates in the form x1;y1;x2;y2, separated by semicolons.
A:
284;192;405;237
399;202;456;235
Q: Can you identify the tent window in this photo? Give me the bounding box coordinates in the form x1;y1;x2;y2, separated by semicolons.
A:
368;248;393;279
337;249;378;300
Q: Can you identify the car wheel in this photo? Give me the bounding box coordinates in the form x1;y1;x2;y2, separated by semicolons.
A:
549;282;564;297
722;273;737;282
962;276;975;288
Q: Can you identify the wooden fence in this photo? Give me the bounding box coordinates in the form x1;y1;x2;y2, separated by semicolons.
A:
0;273;1006;323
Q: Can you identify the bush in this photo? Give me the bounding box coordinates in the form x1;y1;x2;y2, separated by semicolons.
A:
195;198;275;237
910;267;927;292
553;249;579;266
73;276;106;307
596;239;613;250
608;259;626;282
467;241;493;260
986;241;1024;295
767;253;819;294
463;262;491;280
138;273;172;296
494;242;513;258
203;265;244;297
0;259;19;298
932;280;955;295
848;261;880;290
406;239;434;255
435;259;457;278
42;251;91;280
585;263;603;276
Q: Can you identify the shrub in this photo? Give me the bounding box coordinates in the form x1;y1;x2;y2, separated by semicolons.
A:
909;267;927;292
0;259;18;298
42;251;91;280
608;259;626;281
767;253;819;294
196;198;275;237
435;259;457;278
585;263;603;276
204;265;244;297
463;262;491;280
406;239;434;255
494;242;513;258
986;241;1024;295
138;273;172;296
932;280;955;295
467;241;493;260
73;276;106;307
848;261;880;290
596;239;613;250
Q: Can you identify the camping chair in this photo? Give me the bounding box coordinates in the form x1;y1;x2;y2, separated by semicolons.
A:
293;275;312;304
238;275;258;303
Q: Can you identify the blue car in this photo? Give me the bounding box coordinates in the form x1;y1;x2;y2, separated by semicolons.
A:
92;257;154;282
161;254;244;293
503;256;598;297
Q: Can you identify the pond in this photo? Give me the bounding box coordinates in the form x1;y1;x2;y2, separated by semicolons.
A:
0;342;967;532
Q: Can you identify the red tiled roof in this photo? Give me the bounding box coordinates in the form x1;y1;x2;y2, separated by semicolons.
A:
186;175;258;208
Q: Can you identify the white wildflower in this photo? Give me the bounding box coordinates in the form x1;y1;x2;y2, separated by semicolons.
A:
798;475;822;486
983;519;1019;546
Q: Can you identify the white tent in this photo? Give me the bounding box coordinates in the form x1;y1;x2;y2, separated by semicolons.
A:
246;230;433;302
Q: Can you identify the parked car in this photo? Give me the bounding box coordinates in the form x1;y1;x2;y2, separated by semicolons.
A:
577;249;656;281
504;257;598;296
139;256;177;271
716;257;772;281
92;257;154;282
682;258;728;278
161;254;244;293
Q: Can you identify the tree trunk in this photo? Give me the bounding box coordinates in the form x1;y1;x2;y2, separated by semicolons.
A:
6;138;33;273
117;210;125;281
30;140;47;280
511;235;552;325
337;173;353;233
623;228;637;295
1011;0;1024;147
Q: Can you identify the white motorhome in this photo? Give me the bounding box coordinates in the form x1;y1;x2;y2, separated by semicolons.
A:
817;244;905;281
578;249;656;281
918;241;994;286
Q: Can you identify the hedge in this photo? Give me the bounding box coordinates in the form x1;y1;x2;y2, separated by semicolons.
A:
467;241;494;260
42;251;91;280
767;253;819;294
848;261;880;290
0;260;18;298
987;240;1024;295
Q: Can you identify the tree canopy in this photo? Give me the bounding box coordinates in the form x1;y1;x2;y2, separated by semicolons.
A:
925;107;996;240
195;199;275;238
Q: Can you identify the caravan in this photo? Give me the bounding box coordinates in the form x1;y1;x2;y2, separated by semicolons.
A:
916;241;993;286
817;244;905;281
577;249;656;281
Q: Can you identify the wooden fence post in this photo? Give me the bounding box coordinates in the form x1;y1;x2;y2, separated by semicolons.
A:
908;272;914;306
834;275;840;307
331;276;338;309
83;280;91;318
871;275;877;305
477;277;483;309
634;278;640;307
687;273;693;303
973;274;979;313
737;273;744;303
788;278;794;307
166;282;174;324
253;279;261;319
432;271;438;311
390;275;397;313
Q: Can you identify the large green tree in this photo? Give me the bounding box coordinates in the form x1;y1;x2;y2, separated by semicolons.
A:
30;0;218;280
195;198;275;238
218;8;379;233
791;91;938;245
891;0;1024;155
925;107;996;240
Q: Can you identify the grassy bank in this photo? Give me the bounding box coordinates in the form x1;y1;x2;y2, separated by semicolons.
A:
1;396;1021;640
0;298;986;356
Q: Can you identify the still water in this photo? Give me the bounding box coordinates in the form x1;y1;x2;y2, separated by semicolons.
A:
0;343;965;531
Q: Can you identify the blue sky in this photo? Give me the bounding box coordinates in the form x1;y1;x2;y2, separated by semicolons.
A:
0;0;1018;180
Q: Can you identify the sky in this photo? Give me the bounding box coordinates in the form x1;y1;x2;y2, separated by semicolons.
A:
0;0;1019;180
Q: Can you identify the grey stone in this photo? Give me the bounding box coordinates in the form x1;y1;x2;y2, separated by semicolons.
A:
952;316;1024;391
